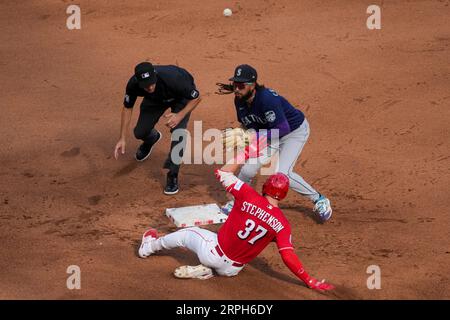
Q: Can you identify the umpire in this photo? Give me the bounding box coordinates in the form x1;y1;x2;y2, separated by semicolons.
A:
114;62;201;195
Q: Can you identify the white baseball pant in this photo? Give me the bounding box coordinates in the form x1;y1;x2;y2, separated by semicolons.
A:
149;227;244;277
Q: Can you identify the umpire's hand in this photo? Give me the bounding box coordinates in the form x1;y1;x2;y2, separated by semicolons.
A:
165;112;183;129
114;139;126;159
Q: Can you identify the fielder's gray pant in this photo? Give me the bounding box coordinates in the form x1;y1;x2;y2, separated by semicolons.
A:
237;118;321;202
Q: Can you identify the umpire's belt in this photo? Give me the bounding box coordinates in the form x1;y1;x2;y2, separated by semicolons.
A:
215;245;244;267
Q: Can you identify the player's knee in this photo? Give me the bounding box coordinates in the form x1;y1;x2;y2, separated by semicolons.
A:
279;166;296;178
285;171;300;184
239;166;258;180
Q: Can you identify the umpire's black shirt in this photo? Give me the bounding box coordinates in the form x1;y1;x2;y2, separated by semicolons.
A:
123;65;200;109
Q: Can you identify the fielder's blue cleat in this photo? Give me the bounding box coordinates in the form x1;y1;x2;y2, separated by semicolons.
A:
313;195;333;222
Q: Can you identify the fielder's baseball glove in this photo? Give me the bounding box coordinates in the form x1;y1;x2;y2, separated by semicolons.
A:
222;127;251;150
222;128;268;159
215;82;234;95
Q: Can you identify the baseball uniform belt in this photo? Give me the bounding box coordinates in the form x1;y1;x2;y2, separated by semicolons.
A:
215;245;244;267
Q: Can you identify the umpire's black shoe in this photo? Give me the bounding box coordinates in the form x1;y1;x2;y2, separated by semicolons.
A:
164;173;179;195
135;131;162;162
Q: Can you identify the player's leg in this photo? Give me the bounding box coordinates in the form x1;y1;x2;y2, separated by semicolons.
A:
278;119;318;201
155;227;243;278
278;119;332;221
139;227;213;260
133;99;166;161
238;139;279;182
139;227;220;279
162;100;191;194
237;161;263;184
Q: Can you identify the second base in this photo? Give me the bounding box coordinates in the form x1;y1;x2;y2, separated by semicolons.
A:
166;203;228;228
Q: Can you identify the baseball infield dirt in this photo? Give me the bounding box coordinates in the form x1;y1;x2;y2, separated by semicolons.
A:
0;0;449;299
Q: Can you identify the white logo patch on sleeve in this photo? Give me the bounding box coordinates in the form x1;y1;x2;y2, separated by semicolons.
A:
191;90;199;98
234;180;244;191
125;94;130;103
265;110;276;123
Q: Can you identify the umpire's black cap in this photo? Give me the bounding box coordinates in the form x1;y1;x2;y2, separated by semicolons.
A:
229;64;257;83
135;62;157;88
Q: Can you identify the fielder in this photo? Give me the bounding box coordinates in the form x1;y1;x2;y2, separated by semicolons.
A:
138;142;334;292
216;64;333;222
114;62;201;195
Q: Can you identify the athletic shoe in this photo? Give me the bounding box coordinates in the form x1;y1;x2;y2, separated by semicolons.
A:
313;195;333;222
138;228;159;258
164;172;179;195
174;265;214;280
221;200;234;216
135;131;162;162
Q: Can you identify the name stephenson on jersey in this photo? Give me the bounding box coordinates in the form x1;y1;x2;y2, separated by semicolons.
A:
240;201;285;233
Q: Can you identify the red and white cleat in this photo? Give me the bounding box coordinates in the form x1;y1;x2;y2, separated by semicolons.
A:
138;228;159;258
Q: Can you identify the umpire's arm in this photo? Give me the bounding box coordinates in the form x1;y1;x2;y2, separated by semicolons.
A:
174;95;202;121
165;95;201;129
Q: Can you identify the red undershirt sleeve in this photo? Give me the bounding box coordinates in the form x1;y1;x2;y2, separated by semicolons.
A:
279;249;311;284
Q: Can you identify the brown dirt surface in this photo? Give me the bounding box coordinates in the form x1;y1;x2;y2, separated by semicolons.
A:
1;0;449;300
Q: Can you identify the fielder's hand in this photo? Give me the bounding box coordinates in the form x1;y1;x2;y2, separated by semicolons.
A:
114;139;126;159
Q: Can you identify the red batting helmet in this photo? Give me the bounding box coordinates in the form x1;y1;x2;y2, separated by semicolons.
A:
262;173;290;200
